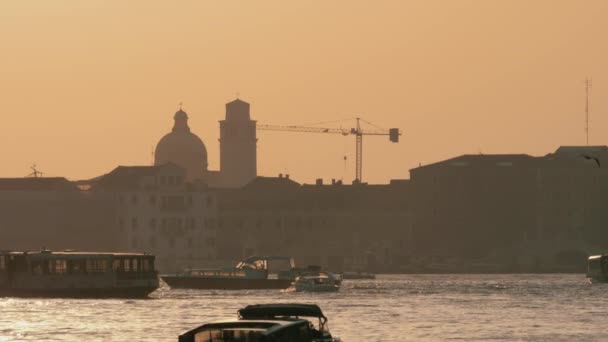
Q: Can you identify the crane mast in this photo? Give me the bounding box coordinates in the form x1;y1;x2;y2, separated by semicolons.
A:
257;117;400;183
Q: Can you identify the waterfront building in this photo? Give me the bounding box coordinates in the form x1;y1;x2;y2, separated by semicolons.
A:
92;163;218;272
0;177;116;252
409;146;608;271
215;176;411;273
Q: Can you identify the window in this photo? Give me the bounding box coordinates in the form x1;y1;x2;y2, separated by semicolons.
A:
149;218;156;231
132;217;139;231
176;176;183;185
132;238;138;248
206;196;214;208
86;259;108;273
187;238;194;248
169;238;176;248
69;260;84;274
0;255;4;270
142;258;152;272
149;195;156;206
123;259;130;272
31;261;43;275
50;259;67;274
131;195;138;205
132;258;138;272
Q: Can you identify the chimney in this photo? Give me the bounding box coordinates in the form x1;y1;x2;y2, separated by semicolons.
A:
315;178;323;186
285;174;290;179
278;173;283;178
331;178;336;185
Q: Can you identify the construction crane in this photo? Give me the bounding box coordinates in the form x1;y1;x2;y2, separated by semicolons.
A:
257;118;400;183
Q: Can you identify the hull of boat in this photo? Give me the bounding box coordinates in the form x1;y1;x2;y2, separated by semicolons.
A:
162;276;293;290
0;286;158;298
294;285;340;292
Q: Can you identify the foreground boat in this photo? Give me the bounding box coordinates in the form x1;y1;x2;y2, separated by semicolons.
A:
178;303;340;342
0;250;159;298
587;254;608;283
162;256;299;290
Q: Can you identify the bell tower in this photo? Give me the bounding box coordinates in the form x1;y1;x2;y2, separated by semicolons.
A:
219;99;257;187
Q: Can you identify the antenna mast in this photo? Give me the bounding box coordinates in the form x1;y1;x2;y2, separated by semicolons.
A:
585;78;592;145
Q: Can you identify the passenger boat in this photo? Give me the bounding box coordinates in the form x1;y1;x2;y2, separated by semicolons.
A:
341;271;375;280
178;303;340;342
587;254;608;283
0;250;159;298
162;256;299;290
288;272;341;292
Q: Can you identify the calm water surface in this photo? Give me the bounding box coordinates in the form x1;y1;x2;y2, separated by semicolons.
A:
1;274;606;341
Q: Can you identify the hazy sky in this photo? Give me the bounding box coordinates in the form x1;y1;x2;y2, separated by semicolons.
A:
1;1;606;184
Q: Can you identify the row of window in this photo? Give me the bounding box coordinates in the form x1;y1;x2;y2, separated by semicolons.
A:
120;194;215;208
119;217;217;231
131;236;215;249
27;258;153;275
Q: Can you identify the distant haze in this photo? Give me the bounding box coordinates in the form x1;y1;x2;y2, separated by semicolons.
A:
1;1;606;184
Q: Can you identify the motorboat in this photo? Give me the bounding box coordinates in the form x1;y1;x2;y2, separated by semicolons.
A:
587;254;608;283
178;303;340;342
288;272;341;292
0;250;159;298
162;256;299;290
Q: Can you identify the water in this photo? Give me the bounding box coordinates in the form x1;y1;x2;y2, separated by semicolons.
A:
0;274;606;341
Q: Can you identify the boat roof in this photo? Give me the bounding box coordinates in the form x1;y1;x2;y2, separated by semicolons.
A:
238;304;326;320
0;250;153;257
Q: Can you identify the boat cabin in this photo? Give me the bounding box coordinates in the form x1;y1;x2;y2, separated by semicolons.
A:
0;250;158;297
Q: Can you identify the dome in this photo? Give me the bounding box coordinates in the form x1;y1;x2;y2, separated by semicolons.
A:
155;109;208;181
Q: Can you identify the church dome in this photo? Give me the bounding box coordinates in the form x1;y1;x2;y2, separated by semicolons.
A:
155;108;208;181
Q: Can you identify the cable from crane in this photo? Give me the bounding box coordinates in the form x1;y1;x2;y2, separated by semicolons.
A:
358;118;386;130
297;117;357;127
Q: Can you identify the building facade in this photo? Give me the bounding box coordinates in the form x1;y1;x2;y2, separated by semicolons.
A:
215;176;411;272
92;163;218;272
409;146;608;271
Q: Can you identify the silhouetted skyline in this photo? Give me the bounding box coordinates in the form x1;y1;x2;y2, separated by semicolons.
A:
1;1;607;184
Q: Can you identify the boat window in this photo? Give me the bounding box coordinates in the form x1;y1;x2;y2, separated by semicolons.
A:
271;323;312;341
194;328;266;342
124;259;131;272
48;259;67;274
86;259;108;273
69;260;84;274
132;258;139;272
113;259;121;272
31;261;44;275
142;258;151;272
0;255;4;270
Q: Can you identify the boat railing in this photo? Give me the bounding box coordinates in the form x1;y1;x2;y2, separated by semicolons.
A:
186;269;246;277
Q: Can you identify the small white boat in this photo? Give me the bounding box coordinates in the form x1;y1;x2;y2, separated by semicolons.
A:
289;272;340;292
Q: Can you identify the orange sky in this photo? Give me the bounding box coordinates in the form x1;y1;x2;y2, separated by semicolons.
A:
1;1;607;184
